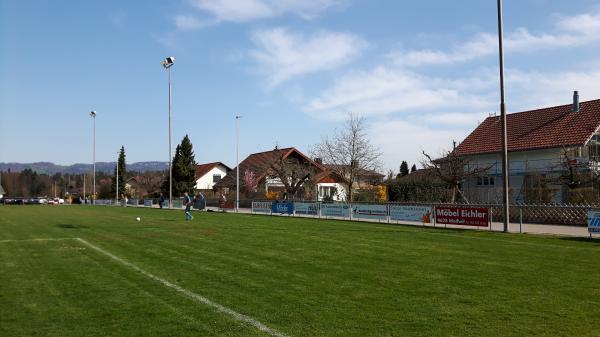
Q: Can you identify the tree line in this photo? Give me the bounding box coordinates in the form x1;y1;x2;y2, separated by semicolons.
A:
1;135;198;200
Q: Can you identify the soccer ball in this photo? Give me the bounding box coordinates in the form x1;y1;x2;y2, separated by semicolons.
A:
136;217;141;221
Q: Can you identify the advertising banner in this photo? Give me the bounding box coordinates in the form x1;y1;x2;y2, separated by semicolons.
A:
435;206;489;227
588;211;600;233
351;204;388;220
143;199;153;207
321;203;350;218
295;202;319;215
252;201;272;214
389;205;433;223
271;202;294;215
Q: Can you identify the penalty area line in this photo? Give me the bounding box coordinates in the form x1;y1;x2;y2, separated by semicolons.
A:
74;238;291;337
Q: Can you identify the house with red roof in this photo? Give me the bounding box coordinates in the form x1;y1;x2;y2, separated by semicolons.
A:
455;92;600;203
194;162;232;191
215;147;350;201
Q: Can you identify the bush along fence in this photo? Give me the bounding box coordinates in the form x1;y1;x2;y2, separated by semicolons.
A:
251;201;600;234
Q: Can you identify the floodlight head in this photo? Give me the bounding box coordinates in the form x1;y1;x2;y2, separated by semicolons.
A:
161;56;175;69
90;111;97;117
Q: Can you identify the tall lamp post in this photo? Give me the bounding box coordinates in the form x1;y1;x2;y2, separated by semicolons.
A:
497;0;510;232
235;115;243;212
89;111;97;204
161;56;175;208
115;157;119;205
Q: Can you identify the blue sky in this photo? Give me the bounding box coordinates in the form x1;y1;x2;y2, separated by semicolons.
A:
2;0;600;172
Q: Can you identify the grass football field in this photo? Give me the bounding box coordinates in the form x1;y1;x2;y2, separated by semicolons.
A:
1;205;599;337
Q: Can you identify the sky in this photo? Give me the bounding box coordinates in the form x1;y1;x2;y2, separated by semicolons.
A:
1;0;600;173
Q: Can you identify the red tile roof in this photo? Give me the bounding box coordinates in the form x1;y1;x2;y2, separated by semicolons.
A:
455;99;600;156
195;162;231;179
216;147;326;188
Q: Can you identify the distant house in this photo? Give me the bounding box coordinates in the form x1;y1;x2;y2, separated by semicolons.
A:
195;162;232;191
455;93;600;203
215;147;384;202
312;170;348;201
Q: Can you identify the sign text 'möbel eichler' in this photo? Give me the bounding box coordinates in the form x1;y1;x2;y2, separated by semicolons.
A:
435;206;489;227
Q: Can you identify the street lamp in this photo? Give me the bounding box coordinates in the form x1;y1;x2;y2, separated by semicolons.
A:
235;115;243;212
162;56;175;208
89;111;97;204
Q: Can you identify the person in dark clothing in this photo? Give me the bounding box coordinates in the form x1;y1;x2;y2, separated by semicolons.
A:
159;193;165;209
184;192;193;221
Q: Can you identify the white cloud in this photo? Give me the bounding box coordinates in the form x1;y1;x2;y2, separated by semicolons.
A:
306;66;495;119
189;0;345;23
249;28;366;87
369;118;469;170
173;14;213;30
505;68;600;111
390;11;600;67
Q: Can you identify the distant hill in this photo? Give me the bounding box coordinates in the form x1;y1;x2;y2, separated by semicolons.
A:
0;161;169;174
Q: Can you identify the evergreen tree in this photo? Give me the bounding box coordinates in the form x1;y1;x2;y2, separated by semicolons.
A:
111;146;127;198
400;161;409;177
411;164;417;173
171;135;197;196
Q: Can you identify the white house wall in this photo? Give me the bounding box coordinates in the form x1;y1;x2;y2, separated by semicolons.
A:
462;147;569;203
316;182;347;202
195;166;230;190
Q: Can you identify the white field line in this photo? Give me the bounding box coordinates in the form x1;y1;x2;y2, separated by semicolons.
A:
0;238;75;243
74;238;291;337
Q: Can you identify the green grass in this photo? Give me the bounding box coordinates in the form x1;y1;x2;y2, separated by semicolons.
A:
1;206;599;337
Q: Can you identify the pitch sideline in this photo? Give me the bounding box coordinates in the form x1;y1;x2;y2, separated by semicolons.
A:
74;238;291;337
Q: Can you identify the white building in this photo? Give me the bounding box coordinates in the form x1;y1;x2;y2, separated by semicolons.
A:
455;93;600;203
195;162;231;190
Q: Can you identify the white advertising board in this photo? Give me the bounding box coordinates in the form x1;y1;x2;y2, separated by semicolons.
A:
321;203;350;218
351;204;388;220
389;205;433;223
295;202;319;215
252;201;272;214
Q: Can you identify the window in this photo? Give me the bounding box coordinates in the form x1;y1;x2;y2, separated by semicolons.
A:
212;174;222;183
477;176;495;186
590;135;600;162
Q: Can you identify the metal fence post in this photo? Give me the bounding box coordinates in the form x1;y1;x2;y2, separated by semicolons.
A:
519;206;523;233
490;206;493;231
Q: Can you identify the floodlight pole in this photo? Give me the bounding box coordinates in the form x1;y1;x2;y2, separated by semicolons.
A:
116;158;119;205
90;111;96;205
162;57;175;209
497;0;510;233
235;115;242;212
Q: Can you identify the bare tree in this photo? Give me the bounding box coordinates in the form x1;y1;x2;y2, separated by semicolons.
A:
421;149;491;203
553;147;600;203
267;154;319;200
311;113;382;201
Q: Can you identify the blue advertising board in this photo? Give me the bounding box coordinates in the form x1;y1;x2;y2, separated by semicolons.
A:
271;202;294;214
588;211;600;233
252;201;272;214
295;202;319;215
143;199;153;207
321;203;350;218
351;204;388;220
389;205;433;223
